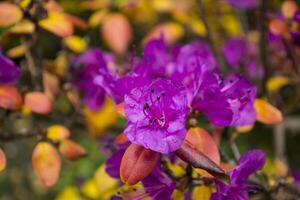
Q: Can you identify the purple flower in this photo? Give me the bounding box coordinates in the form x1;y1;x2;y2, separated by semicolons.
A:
134;37;172;79
141;166;176;200
292;170;300;187
227;0;259;10
222;38;248;67
210;149;266;200
171;41;217;104
222;37;263;79
192;73;256;127
124;78;189;153
71;49;121;111
0;53;21;84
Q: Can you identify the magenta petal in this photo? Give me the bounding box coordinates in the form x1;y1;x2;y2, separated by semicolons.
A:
124;78;188;153
0;53;21;84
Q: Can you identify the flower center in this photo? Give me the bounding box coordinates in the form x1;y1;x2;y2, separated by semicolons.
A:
142;88;166;128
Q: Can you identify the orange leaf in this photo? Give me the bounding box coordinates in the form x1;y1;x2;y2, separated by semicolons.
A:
143;22;184;45
0;85;23;111
116;103;125;118
120;144;160;185
101;13;132;55
43;71;60;100
0;2;23;27
32;142;61;187
65;14;88;29
39;12;73;38
0;148;7;172
25;92;52;114
185;128;220;177
185;128;220;165
59;139;87;161
47;125;70;142
254;99;283;125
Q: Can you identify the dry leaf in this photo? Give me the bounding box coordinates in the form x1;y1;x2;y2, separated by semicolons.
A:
32;142;61;187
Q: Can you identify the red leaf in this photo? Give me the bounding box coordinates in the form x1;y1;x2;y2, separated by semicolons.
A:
120;144;160;185
175;140;226;179
101;13;132;55
0;148;7;172
0;85;23;111
59;139;87;161
25;92;52;114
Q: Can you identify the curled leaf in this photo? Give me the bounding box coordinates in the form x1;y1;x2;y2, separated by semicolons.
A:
32;142;61;187
0;148;7;172
0;85;23;111
175;140;226;179
185;128;220;177
185;128;220;165
59;139;87;161
0;2;23;27
120;144;160;185
47;125;70;142
25;92;52;114
254;99;283;125
101;13;132;55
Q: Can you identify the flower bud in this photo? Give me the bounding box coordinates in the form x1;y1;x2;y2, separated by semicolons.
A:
120;144;160;185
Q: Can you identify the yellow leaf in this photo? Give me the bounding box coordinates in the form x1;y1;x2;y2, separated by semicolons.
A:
254;99;283;125
94;164;118;199
0;2;23;27
47;125;70;142
88;10;108;28
166;160;185;177
85;98;118;137
266;76;290;93
32;142;61;187
102;13;132;55
9;20;35;34
0;148;6;172
53;53;68;77
172;189;185;200
143;22;184;45
236;125;254;133
64;36;87;53
6;44;27;58
221;15;242;35
152;0;173;12
39;12;73;38
20;0;31;8
190;18;207;36
192;185;214;200
55;186;82;200
80;179;100;199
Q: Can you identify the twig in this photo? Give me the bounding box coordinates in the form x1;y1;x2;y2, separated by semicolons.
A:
259;0;270;95
197;0;228;71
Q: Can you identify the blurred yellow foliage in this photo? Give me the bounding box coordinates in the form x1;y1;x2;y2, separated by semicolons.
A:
267;76;290;93
85;98;118;137
64;36;87;53
55;186;82;200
